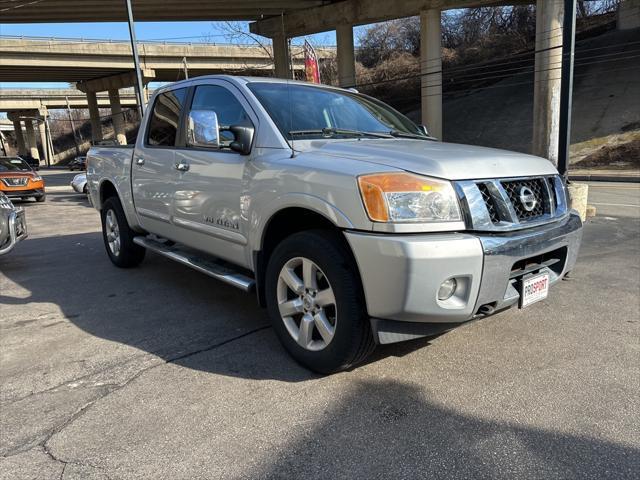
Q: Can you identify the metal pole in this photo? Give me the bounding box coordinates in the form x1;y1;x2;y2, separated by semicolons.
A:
182;56;189;80
125;0;145;117
557;0;576;178
0;132;7;156
66;96;81;158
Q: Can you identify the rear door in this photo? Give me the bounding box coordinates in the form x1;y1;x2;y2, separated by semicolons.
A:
171;80;257;267
131;87;187;239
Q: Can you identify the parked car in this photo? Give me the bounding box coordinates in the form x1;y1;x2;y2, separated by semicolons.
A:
68;156;87;171
0;156;46;202
71;173;88;194
0;191;28;255
87;76;583;373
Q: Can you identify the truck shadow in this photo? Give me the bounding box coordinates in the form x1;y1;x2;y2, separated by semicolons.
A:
251;378;640;479
0;231;432;382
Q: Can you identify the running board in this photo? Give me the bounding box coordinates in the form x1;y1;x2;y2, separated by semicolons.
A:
133;236;255;292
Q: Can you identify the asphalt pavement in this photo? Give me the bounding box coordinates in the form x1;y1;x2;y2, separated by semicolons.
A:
1;170;638;479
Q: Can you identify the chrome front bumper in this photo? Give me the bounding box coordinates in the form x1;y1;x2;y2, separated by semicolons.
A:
345;212;583;342
0;208;28;255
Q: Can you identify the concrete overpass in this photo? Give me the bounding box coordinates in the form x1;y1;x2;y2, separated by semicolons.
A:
0;0;576;170
0;37;333;83
0;89;140;111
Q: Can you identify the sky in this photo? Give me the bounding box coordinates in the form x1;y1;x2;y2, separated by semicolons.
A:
0;21;346;89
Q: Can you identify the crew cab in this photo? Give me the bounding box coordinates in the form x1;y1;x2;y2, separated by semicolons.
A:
87;76;583;373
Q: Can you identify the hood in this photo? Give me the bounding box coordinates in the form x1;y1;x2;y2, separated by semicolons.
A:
0;171;37;178
302;139;557;180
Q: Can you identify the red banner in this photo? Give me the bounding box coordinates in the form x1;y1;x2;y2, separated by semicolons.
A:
304;40;321;84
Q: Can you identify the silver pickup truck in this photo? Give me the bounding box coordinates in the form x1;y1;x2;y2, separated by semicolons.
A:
87;76;583;373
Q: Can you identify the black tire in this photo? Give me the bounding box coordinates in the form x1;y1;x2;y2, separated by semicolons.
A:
35;194;46;203
100;196;146;268
265;230;375;374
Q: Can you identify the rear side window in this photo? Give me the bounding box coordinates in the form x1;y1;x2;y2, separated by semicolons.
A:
147;88;187;146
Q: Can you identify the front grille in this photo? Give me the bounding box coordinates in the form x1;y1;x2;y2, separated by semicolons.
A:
2;177;28;187
477;183;499;224
501;178;546;221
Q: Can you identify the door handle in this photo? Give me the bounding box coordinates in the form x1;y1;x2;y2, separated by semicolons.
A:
175;162;190;172
135;157;145;165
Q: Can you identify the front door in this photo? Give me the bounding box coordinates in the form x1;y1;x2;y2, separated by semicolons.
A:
171;81;257;267
131;87;188;239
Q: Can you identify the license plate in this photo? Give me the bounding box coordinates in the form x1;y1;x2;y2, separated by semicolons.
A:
520;272;550;308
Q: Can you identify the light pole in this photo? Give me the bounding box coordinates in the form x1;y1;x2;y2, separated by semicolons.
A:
558;0;577;178
125;0;146;117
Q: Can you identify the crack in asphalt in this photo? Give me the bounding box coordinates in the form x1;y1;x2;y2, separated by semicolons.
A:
2;325;271;470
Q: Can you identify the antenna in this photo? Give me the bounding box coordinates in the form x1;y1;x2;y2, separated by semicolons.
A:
281;11;296;158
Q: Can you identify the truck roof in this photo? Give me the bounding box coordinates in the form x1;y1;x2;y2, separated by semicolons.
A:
155;75;347;94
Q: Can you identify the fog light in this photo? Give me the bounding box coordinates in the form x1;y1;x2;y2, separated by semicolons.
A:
438;278;457;301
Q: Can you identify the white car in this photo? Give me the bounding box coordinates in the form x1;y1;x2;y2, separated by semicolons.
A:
71;173;88;194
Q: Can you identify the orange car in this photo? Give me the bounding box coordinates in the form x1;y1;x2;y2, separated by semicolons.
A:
0;156;46;202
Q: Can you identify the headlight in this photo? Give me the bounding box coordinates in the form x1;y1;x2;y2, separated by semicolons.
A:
357;172;461;223
32;175;42;182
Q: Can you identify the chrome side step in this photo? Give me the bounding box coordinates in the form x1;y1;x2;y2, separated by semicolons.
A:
133;236;255;292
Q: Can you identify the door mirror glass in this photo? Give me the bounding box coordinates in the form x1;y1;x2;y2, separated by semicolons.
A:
187;110;220;149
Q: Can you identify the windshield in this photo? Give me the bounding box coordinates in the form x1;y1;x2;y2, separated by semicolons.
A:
247;82;426;141
0;158;31;172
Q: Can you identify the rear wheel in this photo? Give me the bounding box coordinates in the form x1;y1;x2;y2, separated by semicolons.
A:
101;197;145;268
265;230;375;374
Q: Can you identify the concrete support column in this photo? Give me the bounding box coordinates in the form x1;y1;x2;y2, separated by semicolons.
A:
533;0;563;165
86;91;104;143
25;119;40;161
12;120;27;156
272;34;291;79
420;9;443;140
336;24;356;87
108;89;127;145
38;116;48;165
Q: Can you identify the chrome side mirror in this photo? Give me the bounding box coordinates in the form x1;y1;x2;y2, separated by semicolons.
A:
187;110;220;149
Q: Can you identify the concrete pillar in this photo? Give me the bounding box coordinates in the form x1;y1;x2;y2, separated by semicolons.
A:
86;91;103;143
272;34;291;79
420;9;443;140
108;89;127;145
38;116;48;165
24;119;40;161
533;0;563;165
336;24;356;87
12;120;27;156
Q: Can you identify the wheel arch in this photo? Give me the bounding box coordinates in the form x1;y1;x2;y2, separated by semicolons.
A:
253;205;357;307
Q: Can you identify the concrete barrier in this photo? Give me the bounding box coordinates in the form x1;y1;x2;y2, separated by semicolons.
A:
568;182;589;222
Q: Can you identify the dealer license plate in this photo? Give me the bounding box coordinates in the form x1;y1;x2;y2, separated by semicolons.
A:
520;272;550;308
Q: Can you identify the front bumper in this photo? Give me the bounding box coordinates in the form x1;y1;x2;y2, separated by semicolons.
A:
3;188;45;199
345;212;583;342
0;208;28;255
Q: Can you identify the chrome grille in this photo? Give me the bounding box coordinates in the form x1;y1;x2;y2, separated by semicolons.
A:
455;175;568;232
477;182;499;224
501;178;546;220
2;177;28;187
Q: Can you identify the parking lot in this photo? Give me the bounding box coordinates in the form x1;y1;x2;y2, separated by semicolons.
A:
1;170;639;479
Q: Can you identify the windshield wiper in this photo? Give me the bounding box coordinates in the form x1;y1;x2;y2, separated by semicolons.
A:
289;128;392;139
388;130;434;141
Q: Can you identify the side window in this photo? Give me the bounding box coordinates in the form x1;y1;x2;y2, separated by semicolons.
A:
190;85;252;145
147;88;187;147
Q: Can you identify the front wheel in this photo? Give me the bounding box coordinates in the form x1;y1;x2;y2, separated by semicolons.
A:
100;197;145;268
35;194;46;203
265;230;375;374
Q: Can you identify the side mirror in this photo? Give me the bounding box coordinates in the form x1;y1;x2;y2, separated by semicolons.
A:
418;125;429;136
187;110;220;149
229;125;255;156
